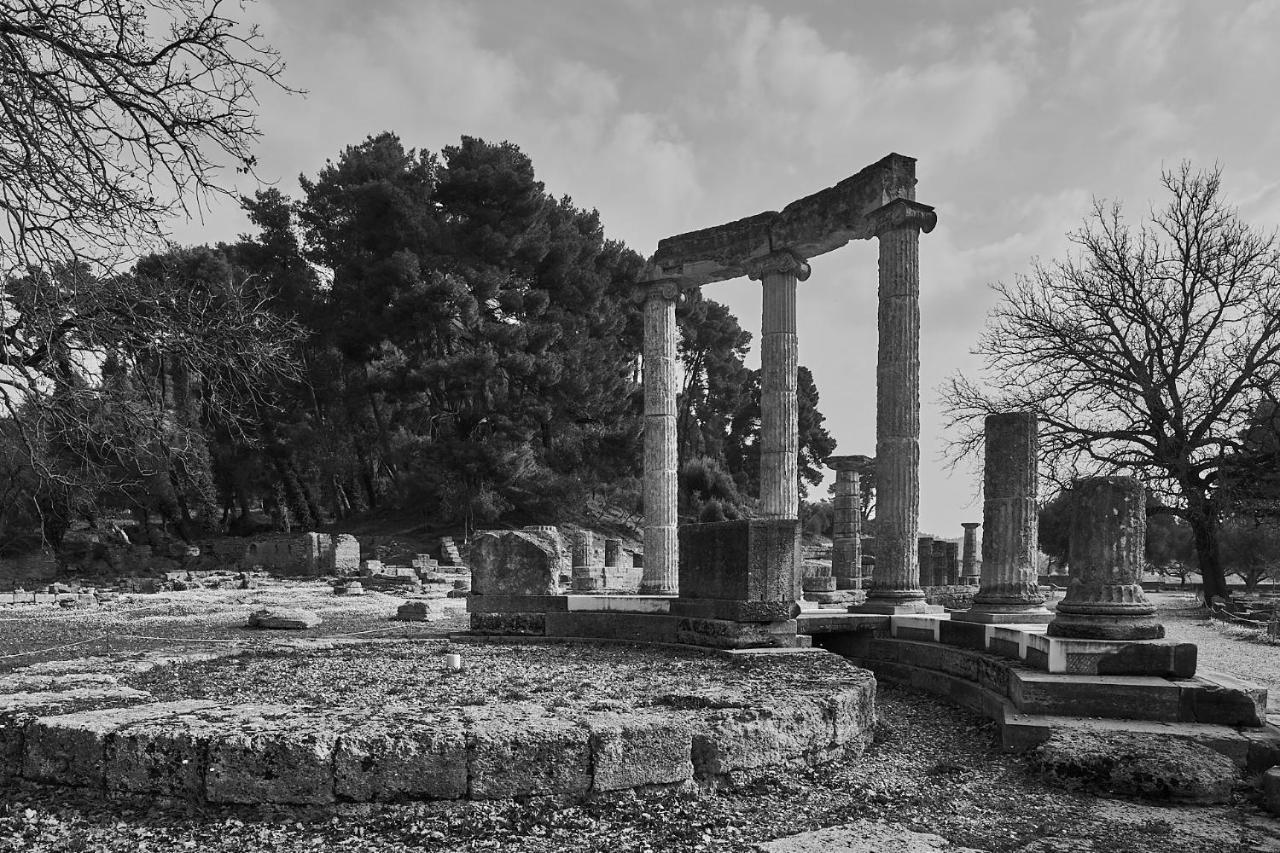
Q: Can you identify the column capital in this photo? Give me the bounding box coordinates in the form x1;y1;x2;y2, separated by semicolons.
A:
869;198;938;237
632;277;682;305
828;454;873;473
962;522;982;530
745;249;811;282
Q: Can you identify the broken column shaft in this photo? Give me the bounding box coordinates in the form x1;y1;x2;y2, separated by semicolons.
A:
955;412;1051;624
961;522;980;585
829;455;869;590
1047;476;1164;640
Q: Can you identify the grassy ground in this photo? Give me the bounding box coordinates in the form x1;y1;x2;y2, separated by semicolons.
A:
0;583;1277;852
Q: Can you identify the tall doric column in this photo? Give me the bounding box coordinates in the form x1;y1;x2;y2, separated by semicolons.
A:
829;455;870;589
961;522;981;585
954;412;1051;624
747;251;810;519
639;279;680;594
1048;477;1165;639
855;199;938;614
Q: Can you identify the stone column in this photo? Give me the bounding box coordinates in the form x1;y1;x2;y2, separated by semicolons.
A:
571;529;597;592
917;537;935;588
748;251;810;520
955;412;1051;624
961;523;980;585
603;539;621;568
856;199;938;614
829;455;869;590
1048;477;1164;639
640;280;680;594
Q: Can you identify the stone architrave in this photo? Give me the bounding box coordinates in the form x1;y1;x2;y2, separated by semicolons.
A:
961;523;980;585
855;199;940;615
955;412;1051;624
1047;477;1165;640
639;279;681;595
829;455;870;590
747;251;810;520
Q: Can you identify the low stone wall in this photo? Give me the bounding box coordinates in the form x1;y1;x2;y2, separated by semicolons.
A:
0;642;875;805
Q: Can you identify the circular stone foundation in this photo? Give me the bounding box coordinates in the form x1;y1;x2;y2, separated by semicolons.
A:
1;640;875;805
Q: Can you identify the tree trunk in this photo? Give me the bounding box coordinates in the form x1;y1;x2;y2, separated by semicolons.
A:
1184;496;1228;604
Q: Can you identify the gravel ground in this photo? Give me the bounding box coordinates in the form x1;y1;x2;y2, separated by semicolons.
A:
1149;592;1280;712
124;640;865;712
0;584;1278;851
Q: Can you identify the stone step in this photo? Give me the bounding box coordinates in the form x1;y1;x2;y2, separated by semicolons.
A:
439;536;463;566
1011;669;1266;726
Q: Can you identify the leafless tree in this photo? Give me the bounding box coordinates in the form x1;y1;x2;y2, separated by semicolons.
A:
0;1;299;540
944;164;1280;604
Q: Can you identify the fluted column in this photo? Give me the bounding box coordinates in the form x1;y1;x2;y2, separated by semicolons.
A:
961;522;980;584
640;280;680;594
748;251;809;519
1048;477;1165;639
829;455;870;589
955;412;1051;623
856;199;938;614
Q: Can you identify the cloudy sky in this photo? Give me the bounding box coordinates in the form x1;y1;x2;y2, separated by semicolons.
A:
175;0;1280;539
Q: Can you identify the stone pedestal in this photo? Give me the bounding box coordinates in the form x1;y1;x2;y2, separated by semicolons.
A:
854;200;939;615
955;412;1051;624
829;455;870;590
749;252;809;520
640;281;680;594
1047;477;1164;640
961;522;980;585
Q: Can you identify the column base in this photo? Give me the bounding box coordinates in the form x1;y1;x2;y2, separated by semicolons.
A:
802;576;837;593
851;591;942;616
952;607;1054;625
638;583;676;596
834;577;862;590
1047;610;1165;640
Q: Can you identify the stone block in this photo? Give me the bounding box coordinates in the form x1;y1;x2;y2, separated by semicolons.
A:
692;698;829;777
675;617;797;649
938;619;990;650
1178;671;1266;726
247;608;321;630
468;530;562;596
668;598;797;623
394;601;437;622
23;704;173;789
468;612;546;635
105;701;222;798
677;519;799;604
466;711;591;798
1011;672;1183;721
204;706;339;804
465;594;568;613
1264;767;1280;815
334;716;467;801
589;713;693;791
544;612;678;644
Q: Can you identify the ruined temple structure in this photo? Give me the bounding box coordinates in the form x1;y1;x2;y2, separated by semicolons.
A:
637;154;937;637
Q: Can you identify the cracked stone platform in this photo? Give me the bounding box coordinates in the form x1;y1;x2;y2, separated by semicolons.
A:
0;641;876;805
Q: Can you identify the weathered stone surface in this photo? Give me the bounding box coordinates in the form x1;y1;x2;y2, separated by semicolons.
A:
828;456;870;589
394;600;437;622
468;530;561;596
678;519;799;605
1030;730;1238;803
676;617;798;650
105;700;222;798
468;612;546;635
756;819;981;853
246;607;321;630
961;523;980;582
589;712;693;791
331;533;361;574
1264;766;1280;815
204;705;340;804
965;412;1047;615
23;704;174;789
1049;477;1163;640
334;580;364;596
751;251;805;521
692;699;832;777
641;282;679;594
334;714;467;801
466;710;592;799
